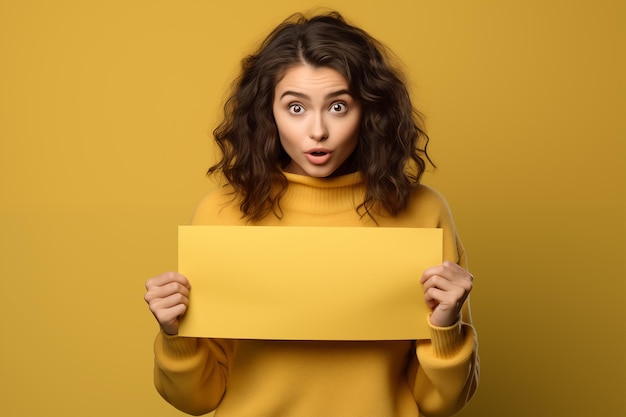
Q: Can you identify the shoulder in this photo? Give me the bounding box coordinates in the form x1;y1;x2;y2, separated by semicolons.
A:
190;185;244;225
378;184;454;228
410;184;466;265
408;184;454;221
410;184;450;209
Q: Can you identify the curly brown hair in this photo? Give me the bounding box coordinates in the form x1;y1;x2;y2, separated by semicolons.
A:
208;11;434;221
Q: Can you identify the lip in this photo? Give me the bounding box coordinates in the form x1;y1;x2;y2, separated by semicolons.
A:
305;148;332;165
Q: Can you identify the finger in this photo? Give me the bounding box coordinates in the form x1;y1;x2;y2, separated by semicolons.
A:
424;286;446;309
146;271;191;290
441;261;474;281
423;279;469;309
424;275;473;297
154;303;188;333
421;274;456;293
146;272;191;290
145;279;191;304
421;263;473;290
154;297;188;317
149;291;189;312
148;280;191;300
424;284;459;305
421;263;458;283
153;302;187;321
420;264;444;284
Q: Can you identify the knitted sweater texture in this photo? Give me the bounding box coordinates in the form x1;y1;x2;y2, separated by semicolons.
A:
153;171;479;417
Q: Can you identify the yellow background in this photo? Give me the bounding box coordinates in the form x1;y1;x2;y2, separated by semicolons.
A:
0;1;623;416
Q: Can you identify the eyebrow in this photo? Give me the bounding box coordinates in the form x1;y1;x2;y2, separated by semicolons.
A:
279;89;352;100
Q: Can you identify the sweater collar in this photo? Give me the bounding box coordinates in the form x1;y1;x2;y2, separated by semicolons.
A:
282;170;363;188
280;171;365;214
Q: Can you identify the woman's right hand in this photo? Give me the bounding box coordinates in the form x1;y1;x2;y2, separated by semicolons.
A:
144;272;191;335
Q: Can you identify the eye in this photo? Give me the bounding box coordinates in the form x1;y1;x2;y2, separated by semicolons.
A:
330;102;347;114
289;103;305;114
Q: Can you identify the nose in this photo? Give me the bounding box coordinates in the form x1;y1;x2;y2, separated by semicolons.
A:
309;113;328;141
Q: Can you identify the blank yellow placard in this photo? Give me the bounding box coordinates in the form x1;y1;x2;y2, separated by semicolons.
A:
177;226;442;340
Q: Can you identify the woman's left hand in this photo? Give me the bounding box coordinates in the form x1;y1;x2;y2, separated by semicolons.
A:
420;261;473;327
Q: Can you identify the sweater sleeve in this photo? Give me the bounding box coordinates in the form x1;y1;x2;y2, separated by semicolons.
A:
153;331;235;415
407;195;480;416
152;195;237;415
410;301;479;416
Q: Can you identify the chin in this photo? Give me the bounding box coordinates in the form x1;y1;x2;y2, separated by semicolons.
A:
306;167;339;178
286;156;355;178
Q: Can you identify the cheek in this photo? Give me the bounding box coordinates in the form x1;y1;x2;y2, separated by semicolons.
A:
275;116;303;143
276;122;298;152
275;120;292;143
273;114;287;138
341;116;361;143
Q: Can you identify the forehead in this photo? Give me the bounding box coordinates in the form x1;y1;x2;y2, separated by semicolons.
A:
275;64;349;94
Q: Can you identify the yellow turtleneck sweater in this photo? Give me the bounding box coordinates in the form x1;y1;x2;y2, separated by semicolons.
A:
153;172;479;417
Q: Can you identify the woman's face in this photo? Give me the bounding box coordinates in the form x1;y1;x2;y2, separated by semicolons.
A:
272;64;361;177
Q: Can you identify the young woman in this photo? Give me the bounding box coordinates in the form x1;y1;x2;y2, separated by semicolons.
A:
145;11;479;416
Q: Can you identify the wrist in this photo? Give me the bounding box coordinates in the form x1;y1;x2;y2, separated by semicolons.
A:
428;311;461;328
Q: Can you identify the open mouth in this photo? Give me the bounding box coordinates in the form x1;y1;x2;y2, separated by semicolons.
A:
305;150;332;165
